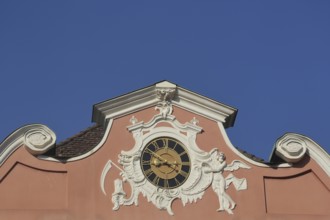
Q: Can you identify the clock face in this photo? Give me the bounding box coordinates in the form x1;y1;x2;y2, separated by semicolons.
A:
140;137;191;189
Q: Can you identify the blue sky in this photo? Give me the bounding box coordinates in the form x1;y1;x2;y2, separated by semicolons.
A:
1;1;329;160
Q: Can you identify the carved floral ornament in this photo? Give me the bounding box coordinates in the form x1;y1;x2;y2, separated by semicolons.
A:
100;94;251;216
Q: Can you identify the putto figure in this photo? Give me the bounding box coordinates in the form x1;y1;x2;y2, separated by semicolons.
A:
203;149;250;214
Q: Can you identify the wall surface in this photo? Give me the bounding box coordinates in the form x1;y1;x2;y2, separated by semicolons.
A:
0;106;329;220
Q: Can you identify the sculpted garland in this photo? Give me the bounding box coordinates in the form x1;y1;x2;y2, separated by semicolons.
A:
100;90;251;215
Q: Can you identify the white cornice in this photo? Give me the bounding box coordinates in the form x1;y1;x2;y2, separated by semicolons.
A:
92;81;237;128
274;133;330;176
0;124;56;166
217;122;294;168
219;121;330;175
173;88;236;127
92;85;157;125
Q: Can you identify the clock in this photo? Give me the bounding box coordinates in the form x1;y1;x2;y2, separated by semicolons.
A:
140;137;191;189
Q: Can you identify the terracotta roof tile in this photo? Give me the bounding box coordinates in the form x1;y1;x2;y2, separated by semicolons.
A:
53;124;106;158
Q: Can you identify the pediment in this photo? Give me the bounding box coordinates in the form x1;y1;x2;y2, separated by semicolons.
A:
92;80;237;128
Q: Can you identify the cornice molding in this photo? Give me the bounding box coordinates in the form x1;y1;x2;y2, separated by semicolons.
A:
173;87;237;128
219;122;330;175
92;86;156;125
0;124;56;166
274;133;330;176
92;81;237;128
217;122;292;168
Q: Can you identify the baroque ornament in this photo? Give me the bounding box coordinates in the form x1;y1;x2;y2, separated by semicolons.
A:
24;126;56;155
100;92;250;215
100;120;250;215
154;85;176;118
275;134;307;163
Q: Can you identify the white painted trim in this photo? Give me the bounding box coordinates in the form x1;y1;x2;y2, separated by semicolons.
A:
92;81;237;128
173;88;236;126
217;122;292;168
275;133;330;176
0;124;56;166
93;86;157;125
274;133;307;163
218;122;330;174
24;126;56;155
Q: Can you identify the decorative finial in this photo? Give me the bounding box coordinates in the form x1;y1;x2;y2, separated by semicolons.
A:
130;116;138;125
190;117;199;125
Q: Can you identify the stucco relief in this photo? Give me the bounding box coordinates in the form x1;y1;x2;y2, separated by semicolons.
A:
25;130;53;152
203;149;250;214
0;124;57;166
154;83;176;118
275;133;307;163
100;108;251;215
24;127;56;155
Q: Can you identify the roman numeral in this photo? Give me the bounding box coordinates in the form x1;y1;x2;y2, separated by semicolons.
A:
152;176;160;185
172;142;178;150
167;179;171;188
179;170;189;177
179;152;187;156
145;148;155;155
162;138;168;148
141;160;151;165
144;168;153;176
174;177;181;185
152;141;160;150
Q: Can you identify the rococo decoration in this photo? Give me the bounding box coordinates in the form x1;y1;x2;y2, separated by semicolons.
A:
100;93;251;215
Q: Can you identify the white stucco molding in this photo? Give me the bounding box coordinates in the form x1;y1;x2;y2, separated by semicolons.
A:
217;122;291;168
92;80;237;128
218;121;330;175
63;119;113;162
274;133;330;176
101;111;250;215
0;124;56;166
0;120;113;164
274;133;307;163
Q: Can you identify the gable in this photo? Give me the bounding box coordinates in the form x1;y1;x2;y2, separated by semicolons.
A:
92;80;237;128
0;80;329;220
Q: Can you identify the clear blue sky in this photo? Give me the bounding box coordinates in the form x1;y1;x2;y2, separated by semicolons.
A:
1;1;329;160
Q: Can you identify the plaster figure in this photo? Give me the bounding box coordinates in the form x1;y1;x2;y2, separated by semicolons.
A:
205;151;236;214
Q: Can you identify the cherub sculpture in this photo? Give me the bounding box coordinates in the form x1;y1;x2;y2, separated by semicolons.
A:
203;149;250;214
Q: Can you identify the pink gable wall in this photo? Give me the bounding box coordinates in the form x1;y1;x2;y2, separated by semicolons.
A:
0;106;329;220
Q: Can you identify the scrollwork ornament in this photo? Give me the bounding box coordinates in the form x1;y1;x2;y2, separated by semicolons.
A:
100;114;251;216
275;134;307;163
24;126;56;155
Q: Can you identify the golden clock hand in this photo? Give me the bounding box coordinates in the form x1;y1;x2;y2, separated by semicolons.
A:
151;158;169;167
162;160;180;172
165;160;179;166
146;149;168;165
